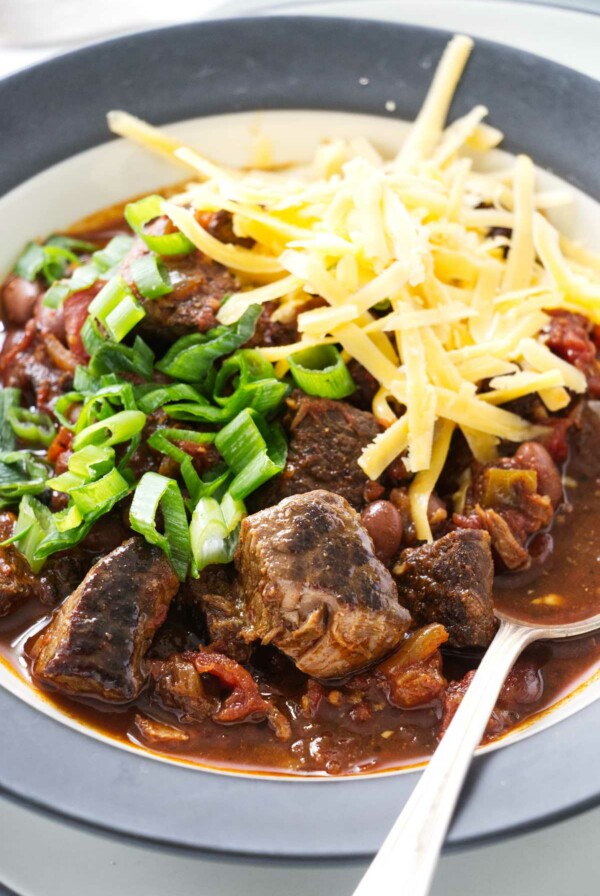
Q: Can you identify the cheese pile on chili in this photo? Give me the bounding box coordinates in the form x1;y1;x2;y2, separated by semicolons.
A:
108;34;600;541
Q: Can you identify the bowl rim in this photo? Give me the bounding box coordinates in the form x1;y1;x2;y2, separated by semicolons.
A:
1;14;600;859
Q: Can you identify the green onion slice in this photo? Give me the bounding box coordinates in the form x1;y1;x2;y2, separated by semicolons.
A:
87;337;155;381
7;407;56;447
189;493;245;575
11;495;54;573
131;253;172;298
288;344;356;399
0;388;21;451
92;235;135;274
72;409;146;451
129;472;191;580
87;275;145;343
213;348;289;417
156;304;262;383
124;195;195;256
214;409;287;500
69;466;129;515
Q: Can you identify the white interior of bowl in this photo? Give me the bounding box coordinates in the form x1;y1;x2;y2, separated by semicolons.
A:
1;109;599;779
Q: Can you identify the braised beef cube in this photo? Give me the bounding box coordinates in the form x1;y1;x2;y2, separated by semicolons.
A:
0;512;53;616
130;243;238;343
236;490;411;678
255;392;382;511
179;567;250;662
394;529;495;648
4;332;72;413
32;538;179;702
150;654;215;722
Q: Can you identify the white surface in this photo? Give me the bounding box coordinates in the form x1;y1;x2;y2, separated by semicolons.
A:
1;1;600;895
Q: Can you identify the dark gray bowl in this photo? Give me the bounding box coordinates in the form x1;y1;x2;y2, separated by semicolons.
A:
1;16;599;859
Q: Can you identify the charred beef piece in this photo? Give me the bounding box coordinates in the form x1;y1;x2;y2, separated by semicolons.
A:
32;538;179;702
236;489;411;678
119;235;238;343
394;529;495;648
254;392;382;511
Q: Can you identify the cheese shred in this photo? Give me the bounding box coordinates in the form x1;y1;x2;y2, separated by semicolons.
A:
108;33;600;526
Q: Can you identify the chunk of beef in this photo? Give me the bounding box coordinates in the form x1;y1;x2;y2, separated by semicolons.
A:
255;392;382;511
0;513;90;616
236;490;411;678
3;325;72;412
347;360;379;411
394;529;495;648
0;512;53;616
120;236;238;343
197;209;254;249
179;566;250;662
150;654;216;722
546;310;600;397
455;441;560;571
31;538;179;702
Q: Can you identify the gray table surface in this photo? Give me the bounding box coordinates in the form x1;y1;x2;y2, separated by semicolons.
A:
1;1;600;894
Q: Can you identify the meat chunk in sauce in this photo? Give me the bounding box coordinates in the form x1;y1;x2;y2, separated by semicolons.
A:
394;529;495;648
32;538;179;702
179;566;250;662
121;236;238;343
0;512;53;616
254;392;382;511
236;489;411;678
455;441;561;571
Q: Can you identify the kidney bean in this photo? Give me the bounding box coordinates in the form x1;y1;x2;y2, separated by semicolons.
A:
361;500;403;564
514;441;563;507
1;275;42;326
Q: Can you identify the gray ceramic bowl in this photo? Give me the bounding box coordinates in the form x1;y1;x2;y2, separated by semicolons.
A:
0;16;599;859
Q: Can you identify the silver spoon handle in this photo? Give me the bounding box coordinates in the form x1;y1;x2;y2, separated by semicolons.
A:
352;620;537;896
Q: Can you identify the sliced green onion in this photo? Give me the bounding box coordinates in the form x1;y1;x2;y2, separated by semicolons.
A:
213;348;289;417
75;382;137;434
87;337;155;380
7;407;56;447
156;304;262;383
53;503;84;532
189;493;245;575
92;235;135;273
12;495;54;573
0;388;21;451
104;292;146;342
0;450;49;504
131;253;172;298
135;383;206;414
45;235;99;254
214;409;287;500
129;472;191;580
288;345;356;399
69;263;100;291
70;466;129;515
46;470;86;494
14;242;45;281
88;275;145;342
72;409;146;451
124;195;195;256
68;445;115;480
81;316;106;355
43;281;71;309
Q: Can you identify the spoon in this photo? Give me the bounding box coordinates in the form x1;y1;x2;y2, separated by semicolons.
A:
352;607;600;896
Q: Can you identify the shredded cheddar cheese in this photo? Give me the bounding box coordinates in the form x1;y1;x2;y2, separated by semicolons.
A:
107;33;600;540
